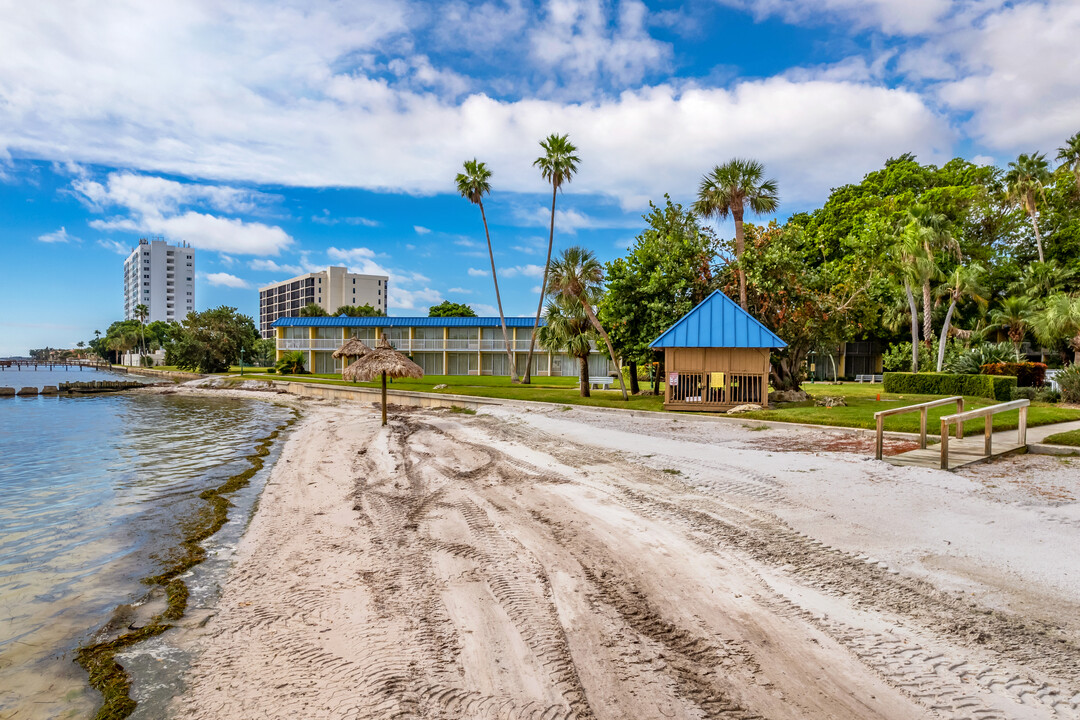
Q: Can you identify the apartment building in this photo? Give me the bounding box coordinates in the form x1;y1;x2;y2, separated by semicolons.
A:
272;316;613;377
123;238;195;323
258;266;388;338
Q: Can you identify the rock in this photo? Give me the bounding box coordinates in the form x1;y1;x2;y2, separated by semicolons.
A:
16;387;38;396
815;395;847;408
768;389;810;404
0;387;15;396
433;384;449;390
40;386;59;395
726;403;763;414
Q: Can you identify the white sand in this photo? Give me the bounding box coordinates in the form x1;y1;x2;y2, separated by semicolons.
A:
171;398;1080;720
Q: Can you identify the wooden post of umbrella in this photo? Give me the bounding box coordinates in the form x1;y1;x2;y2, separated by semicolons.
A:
342;334;423;427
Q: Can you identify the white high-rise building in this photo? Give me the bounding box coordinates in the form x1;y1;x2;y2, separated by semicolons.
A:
123;238;195;323
258;266;387;337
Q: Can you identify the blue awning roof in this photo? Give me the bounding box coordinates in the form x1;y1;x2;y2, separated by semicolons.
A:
649;290;786;349
273;316;544;328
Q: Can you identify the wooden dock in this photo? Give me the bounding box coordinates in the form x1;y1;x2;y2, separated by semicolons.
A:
884;436;1027;470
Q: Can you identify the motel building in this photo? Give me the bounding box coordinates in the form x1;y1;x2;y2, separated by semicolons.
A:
272;316;614;377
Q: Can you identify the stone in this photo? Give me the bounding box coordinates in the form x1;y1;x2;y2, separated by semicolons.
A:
769;389;810;404
0;387;15;396
726;403;763;414
16;387;38;396
815;395;847;408
433;384;449;390
40;386;59;395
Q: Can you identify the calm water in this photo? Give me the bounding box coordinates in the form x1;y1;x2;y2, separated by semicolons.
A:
0;369;294;718
0;365;157;390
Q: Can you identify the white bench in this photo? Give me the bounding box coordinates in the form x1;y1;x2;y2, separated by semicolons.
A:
855;374;883;383
588;376;615;389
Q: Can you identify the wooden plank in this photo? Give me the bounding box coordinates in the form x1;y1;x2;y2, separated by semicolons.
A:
886;437;1027;471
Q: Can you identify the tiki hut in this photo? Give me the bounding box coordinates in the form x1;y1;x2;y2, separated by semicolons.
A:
333;338;372;380
342;334;424;425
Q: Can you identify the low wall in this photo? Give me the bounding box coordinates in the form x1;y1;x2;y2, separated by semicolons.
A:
281;381;494;411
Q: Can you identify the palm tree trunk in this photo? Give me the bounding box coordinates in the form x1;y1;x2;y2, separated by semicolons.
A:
733;209;747;310
523;184;558;384
479;201;519;382
922;279;933;349
1030;212;1045;263
578;356;590;397
579;299;628;400
937;298;957;371
905;280;920;373
627;360;640;395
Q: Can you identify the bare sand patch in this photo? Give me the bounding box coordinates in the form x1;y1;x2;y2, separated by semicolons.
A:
172;400;1080;719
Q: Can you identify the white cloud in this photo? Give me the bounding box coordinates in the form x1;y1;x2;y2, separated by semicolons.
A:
0;4;953;208
531;285;543;294
447;287;473;293
454;237;479;247
514;205;640;232
390;286;443;311
472;303;499;316
97;239;130;255
200;272;250;289
503;264;545;278
72;171;293;255
37;226;78;243
249;258;304;275
467;267;489;277
713;0;956;35
413;225;431;234
311;209;379;226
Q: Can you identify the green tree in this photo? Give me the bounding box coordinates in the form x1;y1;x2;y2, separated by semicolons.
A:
299;302;329;317
599;196;718;394
905;205;961;344
935;263;987;371
1005;152;1052;262
134;303;150;358
537;295;596;397
1057;131;1080;188
989;296;1036;352
547;246;628;400
456;158;518;382
168;306;259;373
523;133;579;384
428;300;477;317
335;304;383;317
251;337;277;366
1032;294;1080;364
693;158;779;310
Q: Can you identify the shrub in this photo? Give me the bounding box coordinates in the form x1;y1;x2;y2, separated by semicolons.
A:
1011;386;1037;401
1059;364;1080;404
981;361;1047;387
945;342;1021;375
882;339;960;373
265;367;276;374
1035;387;1061;404
275;350;308;375
883;372;1016;400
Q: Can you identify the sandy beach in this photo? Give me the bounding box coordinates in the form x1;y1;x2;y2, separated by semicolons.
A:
170;397;1080;719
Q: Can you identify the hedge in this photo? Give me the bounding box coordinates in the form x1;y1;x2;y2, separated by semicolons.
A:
883;372;1016;401
981;361;1047;387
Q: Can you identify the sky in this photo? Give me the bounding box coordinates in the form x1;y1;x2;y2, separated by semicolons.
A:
1;0;1078;355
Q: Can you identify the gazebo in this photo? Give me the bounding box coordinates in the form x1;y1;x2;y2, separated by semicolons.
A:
649;290;786;411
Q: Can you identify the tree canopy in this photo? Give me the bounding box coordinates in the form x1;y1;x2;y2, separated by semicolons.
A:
166;306;259;373
428;301;477;317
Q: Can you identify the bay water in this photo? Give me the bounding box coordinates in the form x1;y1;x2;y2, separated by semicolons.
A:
0;368;294;718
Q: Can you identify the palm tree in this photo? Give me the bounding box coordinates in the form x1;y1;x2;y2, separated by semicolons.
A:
1009;260;1075;299
134;303;150;360
299;302;329;317
546;246;628;400
935;264;987;371
1032;294;1080;364
1004;152;1052;262
107;331;138;365
693;159;779;310
989;296;1036;353
897;231;934;372
1057;131;1080;188
523;133;580;384
906;206;960;345
537;295;596;397
456;159;518;382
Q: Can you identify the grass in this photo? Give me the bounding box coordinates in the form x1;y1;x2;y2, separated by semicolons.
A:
1044;429;1080;447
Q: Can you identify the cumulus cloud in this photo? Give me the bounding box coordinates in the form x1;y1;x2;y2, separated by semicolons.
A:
311;209;380;226
414;225;431;234
447;287;473;294
97;239;131;255
502;264;545;278
249;259;304;274
200;272;251;289
713;0;956;35
37;226;78;243
514;205;640;232
467;267;489;277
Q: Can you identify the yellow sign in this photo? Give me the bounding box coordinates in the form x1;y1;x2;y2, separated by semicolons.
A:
710;372;725;387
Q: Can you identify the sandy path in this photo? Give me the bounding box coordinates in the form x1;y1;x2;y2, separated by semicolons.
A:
174;401;1080;720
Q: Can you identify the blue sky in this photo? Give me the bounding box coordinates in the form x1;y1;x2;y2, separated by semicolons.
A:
1;0;1077;355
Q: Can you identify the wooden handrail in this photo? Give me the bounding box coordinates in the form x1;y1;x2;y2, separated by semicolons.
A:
874;396;964;460
939;399;1029;469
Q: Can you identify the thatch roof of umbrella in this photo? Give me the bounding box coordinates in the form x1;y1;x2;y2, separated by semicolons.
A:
333;337;372;359
342;335;423;425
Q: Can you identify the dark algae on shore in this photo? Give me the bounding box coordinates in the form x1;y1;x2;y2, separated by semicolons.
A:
75;409;300;719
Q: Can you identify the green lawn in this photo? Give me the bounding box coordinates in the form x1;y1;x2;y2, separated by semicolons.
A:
1044;429;1080;447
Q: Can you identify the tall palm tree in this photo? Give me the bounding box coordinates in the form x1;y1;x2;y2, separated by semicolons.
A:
546;246;628;400
935;264;987;371
134;303;149;359
989;296;1036;353
906;206;960;345
897;230;935;372
693;159;779;310
537;295;596;397
1004;152;1052;262
1033;294;1080;364
1057;131;1080;188
522;133;580;384
1008;260;1075;299
456;159;518;382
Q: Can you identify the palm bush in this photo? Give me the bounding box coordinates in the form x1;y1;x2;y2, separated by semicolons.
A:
275;351;308;375
1058;364;1080;404
945;342;1021;375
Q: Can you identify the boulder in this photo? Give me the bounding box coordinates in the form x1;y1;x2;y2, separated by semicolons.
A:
815;395;847;408
726;403;763;414
768;389;810;404
16;387;38;396
40;386;59;395
0;387;15;397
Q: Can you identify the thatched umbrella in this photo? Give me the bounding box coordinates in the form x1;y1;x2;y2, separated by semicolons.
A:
333;338;372;380
342;334;423;425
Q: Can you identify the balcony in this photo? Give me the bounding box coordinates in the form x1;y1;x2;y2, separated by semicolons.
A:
276;338;569;353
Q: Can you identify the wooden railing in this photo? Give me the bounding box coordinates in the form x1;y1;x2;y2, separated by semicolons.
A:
938;399;1029;470
668;371;764;406
874;396;964;460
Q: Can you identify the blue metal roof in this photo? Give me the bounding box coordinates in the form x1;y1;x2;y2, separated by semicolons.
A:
273;316;545;328
649;290;786;349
